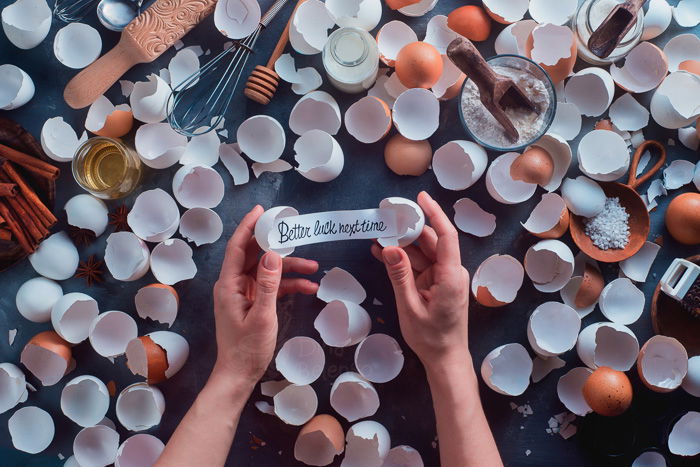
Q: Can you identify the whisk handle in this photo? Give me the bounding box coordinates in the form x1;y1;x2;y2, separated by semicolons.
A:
261;0;290;27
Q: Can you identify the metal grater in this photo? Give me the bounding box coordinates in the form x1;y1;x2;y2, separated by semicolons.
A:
660;259;700;319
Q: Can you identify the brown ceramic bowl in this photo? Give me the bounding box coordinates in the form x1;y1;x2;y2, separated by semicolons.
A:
0;118;56;272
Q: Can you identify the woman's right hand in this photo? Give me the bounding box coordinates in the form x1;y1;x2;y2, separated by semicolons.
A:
371;191;471;374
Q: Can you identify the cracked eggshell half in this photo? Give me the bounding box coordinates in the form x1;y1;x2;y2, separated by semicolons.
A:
65;194;109;237
664;33;700;72
330;372;379;423
40;116;86;162
522;193;569;239
548;102;582;141
0;64;34;110
150;239;197;285
343;420;391;467
315;300;371;348
668;411;700;457
471;254;524;307
178;130;220;167
172;164;225;209
651;71;700;129
20;330;71;386
355;334;404;383
392;88;439;140
577;322;639;371
376;20;417;66
481;343;532;396
295;414;344;466
514;134;573;192
8;406;54;454
60;375;110;427
255;206;300;256
557;367;593;416
1;0;51;50
317;267;366;304
345;96;391;144
527;302;581;357
495;19;536;56
377;197;425;248
453;198;496;237
610;42;668;93
51;292;99;344
577;130;630;181
0;363;26;414
237;115;286;163
85;95;133;138
485;152;537;204
130;74;171;124
116;382;165;432
560;277;597;319
432;55;465;101
642;0;673;40
609;93;650;132
214;0;261;40
432;141;488;191
294;130;344;183
135;123;187;169
483;0;527;24
115;434;165;467
127;189;180;243
135;284;178;327
29;231;79;281
525;23;577;83
564;68;615;117
383;445;423;467
289;91;342;136
105;232;150;282
53;23;102;69
16;276;63;323
637;335;688;393
289;0;335;55
682;356;700;397
220;142;250;184
524;239;574;293
274;384;318;426
424;15;460;55
179;208;223;246
599;278;645;325
276;336;325;385
89;310;138;358
326;0;381;31
528;0;577;25
126;331;189;383
561;176;606;218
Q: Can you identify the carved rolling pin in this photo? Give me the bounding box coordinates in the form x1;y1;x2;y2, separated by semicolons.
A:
64;0;217;109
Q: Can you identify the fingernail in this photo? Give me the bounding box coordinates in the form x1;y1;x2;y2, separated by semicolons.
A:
263;252;281;271
384;248;402;266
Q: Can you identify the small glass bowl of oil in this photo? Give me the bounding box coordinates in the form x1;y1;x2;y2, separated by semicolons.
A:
72;136;142;199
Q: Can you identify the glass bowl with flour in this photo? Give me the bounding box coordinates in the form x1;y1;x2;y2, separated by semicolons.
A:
458;55;556;152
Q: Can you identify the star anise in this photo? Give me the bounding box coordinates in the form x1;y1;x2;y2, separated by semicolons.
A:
67;225;96;246
109;204;130;232
75;255;104;287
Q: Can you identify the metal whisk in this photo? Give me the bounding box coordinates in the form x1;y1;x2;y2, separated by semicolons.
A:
53;0;99;22
167;0;290;137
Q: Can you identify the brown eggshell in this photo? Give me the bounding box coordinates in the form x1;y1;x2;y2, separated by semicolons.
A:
385;0;421;10
93;110;134;138
484;5;511;25
139;335;168;384
27;331;72;363
295;414;345;462
510;146;554;186
665;193;700;245
524;32;577;84
106;380;117;397
395;42;443;89
447;6;492;42
680;60;700;76
575;263;604;308
534;207;570;240
594;119;615;131
145;283;180;306
475;285;507;307
440;73;467;101
384;134;432;176
583;367;633;417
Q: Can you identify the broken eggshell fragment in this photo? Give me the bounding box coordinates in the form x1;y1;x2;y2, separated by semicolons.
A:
481;343;532;396
471;254;524;307
1;0;52;50
527;301;581;357
314;300;371;348
577;130;630;182
134;123;187;169
127;189;180;243
599;278;645;325
237;115;286;163
105;232;150;282
524;239;574;293
0;64;34;110
51;292;99;344
343;420;391;467
289;90;342;136
255;206;300;257
432;140;488;191
294;414;345;466
561;176;606;218
135;284;179;327
482;0;528;24
16;276;63;323
376;20;417;66
525;23;577;83
453;198;496;237
564;68;615;117
40;116;86;162
0;363;26;414
274;384;318;426
557;367;593;416
8;406;54;454
330;372;379;423
650;71;700;129
345;96;392;144
392;88;440;140
377;197;425;248
668;411;700;457
294;130;344;183
115;434;165;467
20;330;71;386
89;310;138;358
326;0;381;31
521;193;570;239
485;152;537;204
179;208;223;246
60;375;110;427
214;0;261;40
610;42;668;93
172;164;225;209
29;231;80;281
577;322;640;371
275;336;325;385
150;239;197;285
125;331;189;383
65;194;109;237
355;333;404;384
73;424;120;467
116;382;165;432
637;335;688;393
53;22;102;69
84;95;133;138
317;267;366;304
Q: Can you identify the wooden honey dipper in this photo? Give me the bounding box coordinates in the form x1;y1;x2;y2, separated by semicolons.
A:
244;0;306;105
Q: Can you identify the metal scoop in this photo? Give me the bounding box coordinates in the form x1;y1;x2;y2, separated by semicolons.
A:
588;0;646;59
447;37;540;142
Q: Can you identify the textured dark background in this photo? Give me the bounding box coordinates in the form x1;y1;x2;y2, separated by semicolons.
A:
1;0;699;466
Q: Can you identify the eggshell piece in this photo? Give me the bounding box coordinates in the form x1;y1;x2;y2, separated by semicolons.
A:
133;123;186;169
127;331;189;382
610;42;668;93
532;134;572;192
116;382;165;432
392;88;439;140
0;363;26;415
384;134;432;176
214;0;261;39
651;71;700;129
326;0;381;31
482;0;527;24
1;0;52;50
89;310;138;358
678;126;700;150
16;276;62;323
129;74;171;124
53;22;102;69
377;197;425;247
575;262;605;309
447;5;491;42
668;412;700;456
453;198;496;237
620;241;661;282
494;19;537;56
376;20;417;66
674;0;700;28
276;337;325;385
330;372;379;423
525;24;577;83
289;0;335;55
73;424;120;466
564;68;615;117
632;451;668;467
179;208;223;247
61;375;110;427
397;0;437;17
471;254;524;307
642;0;673;40
20;331;71;386
172;164;225;209
383;445;423;467
355;334;404;383
609;93;650;131
524;239;574;293
679;59;700;76
485;152;537;204
577;322;639;371
527;302;581;357
150;239;197;285
8;406;54;454
582;367;633;417
682;356;700;397
548;102;582;141
424;15;460;55
432;141;488;191
345;96;392;144
522;193;569;239
395;41;443;89
528;0;577;26
65;194;109;237
431;54;465;100
29;231;79;281
294;130;344;183
510;146;554;186
115;434;165;467
237;115;286;163
314;300;371;348
105;232;150;282
663;160;695;190
637;335;688;392
127;189;180;243
557;367;593;416
289;91;342;136
531;355;566;383
168;48;200;90
598;278;645;325
343;420;391;467
134;284;178;327
561;176;606;218
481;343;532;396
295;414;344;466
577;130;630;181
0;64;34;110
255;206;300;256
51;292;99;344
40;116;86;162
317;267;366;304
274;384;318;426
85;95;133;138
179;130;220;167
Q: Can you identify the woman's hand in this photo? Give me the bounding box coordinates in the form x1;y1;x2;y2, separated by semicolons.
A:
211;205;319;389
372;192;470;373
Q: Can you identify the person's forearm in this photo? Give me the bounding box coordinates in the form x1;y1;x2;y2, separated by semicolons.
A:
426;355;503;467
155;371;254;467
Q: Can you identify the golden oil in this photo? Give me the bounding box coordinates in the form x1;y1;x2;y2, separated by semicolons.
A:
72;137;142;199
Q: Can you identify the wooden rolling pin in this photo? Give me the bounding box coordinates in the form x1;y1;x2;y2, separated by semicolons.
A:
64;0;217;109
244;0;305;105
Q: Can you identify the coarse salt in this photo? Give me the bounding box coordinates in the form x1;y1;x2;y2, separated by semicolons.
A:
583;197;630;250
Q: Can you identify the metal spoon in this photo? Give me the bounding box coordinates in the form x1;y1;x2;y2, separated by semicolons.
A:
96;0;144;31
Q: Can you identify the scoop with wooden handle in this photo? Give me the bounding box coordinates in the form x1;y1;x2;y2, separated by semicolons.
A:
244;0;305;105
64;0;216;109
588;0;646;59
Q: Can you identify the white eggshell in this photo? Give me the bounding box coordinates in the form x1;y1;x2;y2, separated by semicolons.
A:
29;232;80;281
383;445;423;467
668;412;700;457
354;333;404;383
577;130;630;181
74;424;120;467
557;367;593;416
609;93;650;131
252;159;293;178
16;277;62;323
663;159;696;190
61;375;110;427
483;0;528;23
673;0;700;28
105;232;151;282
51;292;99;344
345;96;392;144
560;276;597;318
522;193;568;236
130;74;171;124
235;115;286;163
89;311;138;358
524;239;574;293
620;241;660;282
127;189;180;243
116;383;165;432
134;284;178;327
494;19;537;56
172;164;225;209
638;335;688;392
392;88;439;140
135;123;187;169
294;129;344;183
53;23;102;69
432;141;488;191
682;356;700;397
577;322;639;371
651;71;700;129
431;55;464;100
0;363;26;415
179;129;220;166
471;254;524;306
115;434;165;467
377;197;425;248
326;0;381;31
397;0;438;17
377;20;417;65
485;152;537;204
149;331;189;379
453;198;496;237
64;194;109;237
273;384;318;426
548;102;582;141
315;300;371;348
168;48;200;90
0;63;34;110
8;406;54;454
1;0;52;50
289;0;335;54
528;0;576;25
481;343;532;396
254;206;299;256
179;208;223;246
642;0;673;40
564;68;615;117
527;302;581;357
214;0;261;39
20;337;69;386
330;372;379;423
599;278;645;325
150;239;197;285
561;176;606;217
317;267;367;304
219;142;250;185
40;116;86;162
424;15;459;55
610;42;668;93
289;91;342;136
529;134;572;192
275;336;325;385
343;420;391;467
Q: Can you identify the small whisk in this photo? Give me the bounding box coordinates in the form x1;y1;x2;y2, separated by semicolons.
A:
167;0;290;137
53;0;99;22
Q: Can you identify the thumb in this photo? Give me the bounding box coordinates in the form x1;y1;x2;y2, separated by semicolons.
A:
252;252;283;314
382;247;421;311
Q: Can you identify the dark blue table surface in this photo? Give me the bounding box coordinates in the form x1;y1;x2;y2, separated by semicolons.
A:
1;1;699;466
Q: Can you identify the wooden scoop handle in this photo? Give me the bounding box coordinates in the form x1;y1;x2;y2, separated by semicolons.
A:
627;140;666;190
588;0;646;59
447;37;497;98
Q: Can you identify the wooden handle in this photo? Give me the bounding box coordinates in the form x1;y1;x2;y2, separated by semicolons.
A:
627;140;666;190
588;0;646;59
265;0;306;68
447;37;496;97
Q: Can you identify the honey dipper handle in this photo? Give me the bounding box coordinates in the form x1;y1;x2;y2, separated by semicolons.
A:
265;0;306;68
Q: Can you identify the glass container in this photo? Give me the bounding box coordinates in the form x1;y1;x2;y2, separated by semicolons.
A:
322;27;379;94
72;136;142;199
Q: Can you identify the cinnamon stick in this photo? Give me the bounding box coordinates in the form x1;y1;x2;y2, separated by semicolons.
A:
1;196;44;243
0;163;56;225
0;144;59;180
14;193;51;237
0;201;33;253
0;170;55;228
0;183;17;197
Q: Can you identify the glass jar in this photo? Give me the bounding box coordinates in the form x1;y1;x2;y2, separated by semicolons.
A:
323;27;379;94
72;136;142;199
572;0;644;65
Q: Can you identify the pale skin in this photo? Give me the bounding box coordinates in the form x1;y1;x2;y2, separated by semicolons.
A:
156;192;502;467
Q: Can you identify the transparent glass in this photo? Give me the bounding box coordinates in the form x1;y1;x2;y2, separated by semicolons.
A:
458;55;556;153
572;0;644;65
323;27;379;94
72;136;142;199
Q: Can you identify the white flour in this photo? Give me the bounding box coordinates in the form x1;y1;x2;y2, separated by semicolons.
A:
460;65;551;149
